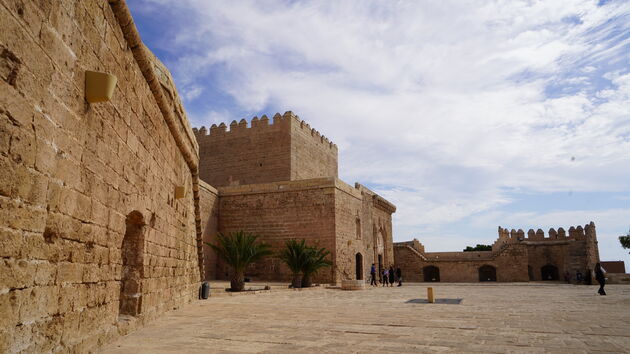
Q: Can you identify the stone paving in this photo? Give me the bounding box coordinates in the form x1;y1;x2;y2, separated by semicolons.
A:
100;283;630;353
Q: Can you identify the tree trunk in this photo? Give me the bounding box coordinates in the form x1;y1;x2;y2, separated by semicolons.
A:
301;274;312;288
291;274;302;288
231;271;244;292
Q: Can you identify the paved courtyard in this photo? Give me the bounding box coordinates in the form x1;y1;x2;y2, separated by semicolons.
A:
100;283;630;353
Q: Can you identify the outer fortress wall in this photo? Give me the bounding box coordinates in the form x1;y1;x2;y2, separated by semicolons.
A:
394;222;599;282
1;0;203;352
194;111;338;187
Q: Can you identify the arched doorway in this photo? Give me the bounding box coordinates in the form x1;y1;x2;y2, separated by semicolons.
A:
479;265;497;282
355;253;363;280
119;211;145;317
541;264;559;280
423;266;440;282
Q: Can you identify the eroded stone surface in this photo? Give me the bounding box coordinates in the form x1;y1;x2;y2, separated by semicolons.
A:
100;283;630;353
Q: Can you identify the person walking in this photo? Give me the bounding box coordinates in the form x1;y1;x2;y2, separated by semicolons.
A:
396;267;402;286
382;268;389;287
595;262;607;295
388;266;395;287
370;263;377;286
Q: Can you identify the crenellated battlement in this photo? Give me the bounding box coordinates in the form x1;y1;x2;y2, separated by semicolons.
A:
193;111;338;151
496;222;596;244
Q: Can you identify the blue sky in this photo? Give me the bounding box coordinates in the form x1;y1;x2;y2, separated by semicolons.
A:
130;0;630;266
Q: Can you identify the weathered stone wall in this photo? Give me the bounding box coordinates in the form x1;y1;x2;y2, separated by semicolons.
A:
194;115;292;187
194;111;338;188
0;0;201;351
209;178;396;284
198;180;219;280
354;184;395;280
332;181;364;283
289;114;338;181
216;178;338;283
394;223;598;283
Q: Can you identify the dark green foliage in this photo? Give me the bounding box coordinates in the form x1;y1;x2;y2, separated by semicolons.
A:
620;228;630;252
463;244;493;252
205;231;272;291
279;239;310;288
301;245;333;287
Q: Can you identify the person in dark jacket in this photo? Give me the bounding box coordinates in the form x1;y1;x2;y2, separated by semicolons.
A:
388;266;395;287
370;263;377;286
595;262;606;295
396;267;402;286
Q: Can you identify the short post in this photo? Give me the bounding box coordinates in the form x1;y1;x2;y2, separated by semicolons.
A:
427;287;434;303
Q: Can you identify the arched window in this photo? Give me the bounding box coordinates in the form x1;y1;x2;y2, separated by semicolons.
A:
479;265;497;282
355;253;363;280
541;264;559;280
423;266;440;282
119;211;145;317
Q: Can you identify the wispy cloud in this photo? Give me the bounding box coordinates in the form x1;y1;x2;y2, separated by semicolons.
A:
130;0;630;264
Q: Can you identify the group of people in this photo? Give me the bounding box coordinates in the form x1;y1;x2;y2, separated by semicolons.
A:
369;264;402;287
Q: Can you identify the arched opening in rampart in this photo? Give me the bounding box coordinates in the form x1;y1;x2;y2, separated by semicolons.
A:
119;211;145;318
374;228;385;279
355;253;363;280
423;266;440;282
479;265;497;282
541;264;559;281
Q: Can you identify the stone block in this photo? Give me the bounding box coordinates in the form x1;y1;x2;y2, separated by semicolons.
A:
341;279;365;290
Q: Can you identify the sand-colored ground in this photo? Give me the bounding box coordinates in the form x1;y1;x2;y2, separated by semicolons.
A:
100;282;630;353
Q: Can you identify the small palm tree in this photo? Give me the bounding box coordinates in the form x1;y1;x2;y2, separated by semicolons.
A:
205;231;272;292
301;245;332;287
278;239;309;288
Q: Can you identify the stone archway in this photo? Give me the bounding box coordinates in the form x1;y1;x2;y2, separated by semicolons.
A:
374;226;385;274
423;266;440;282
355;253;363;280
541;264;559;280
479;265;497;282
119;211;145;317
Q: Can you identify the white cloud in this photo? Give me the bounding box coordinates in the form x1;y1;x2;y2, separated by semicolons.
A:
133;0;630;265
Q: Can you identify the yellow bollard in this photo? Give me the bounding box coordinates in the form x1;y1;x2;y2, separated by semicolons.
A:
427;287;435;303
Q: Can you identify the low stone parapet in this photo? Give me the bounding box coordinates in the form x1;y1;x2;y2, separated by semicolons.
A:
607;273;630;284
341;280;365;290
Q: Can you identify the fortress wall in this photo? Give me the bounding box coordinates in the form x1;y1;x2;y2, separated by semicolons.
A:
198;180;219;280
332;181;366;283
216;178;338;283
287;112;338;180
395;223;597;283
0;0;200;351
194;115;292;187
394;244;528;282
194;111;338;187
355;184;396;274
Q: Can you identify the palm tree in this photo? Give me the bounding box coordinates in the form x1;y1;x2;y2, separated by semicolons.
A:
278;239;309;288
301;245;332;287
205;231;272;292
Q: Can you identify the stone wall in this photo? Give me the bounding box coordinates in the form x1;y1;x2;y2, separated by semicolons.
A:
216;178;338;283
194;111;338;187
198;180;219;280
395;223;598;283
207;178;396;284
0;0;201;351
289;114;338;181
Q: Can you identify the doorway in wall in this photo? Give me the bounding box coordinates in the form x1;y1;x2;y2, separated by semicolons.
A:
119;211;145;318
541;264;559;280
479;265;497;282
355;253;363;280
423;266;440;282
